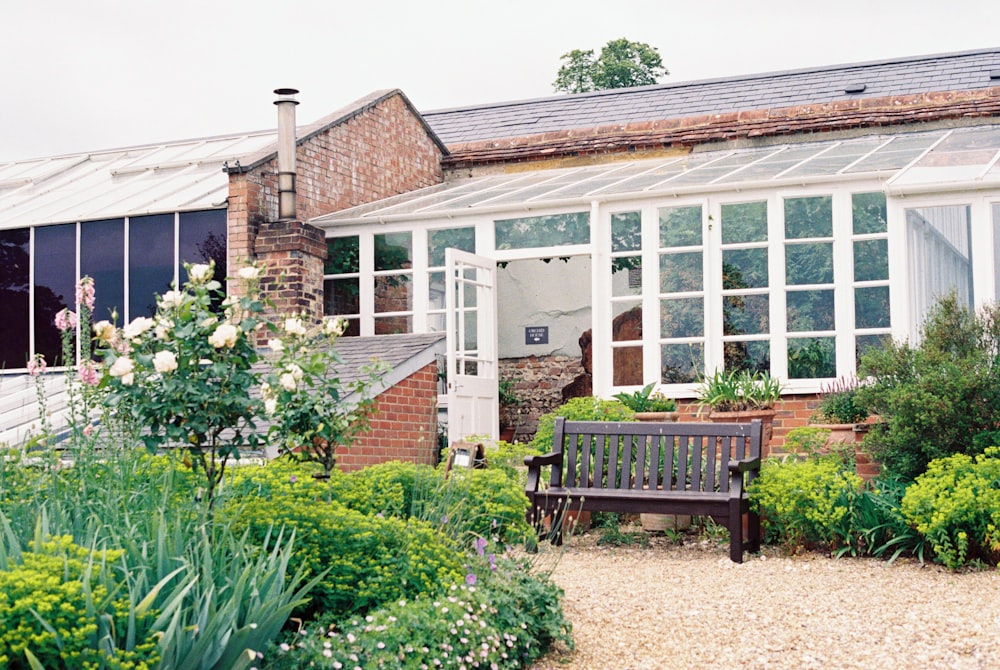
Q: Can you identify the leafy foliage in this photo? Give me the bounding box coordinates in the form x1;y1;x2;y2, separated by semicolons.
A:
528;397;635;452
613;382;676;412
553;38;668;93
814;376;869;424
900;448;1000;568
857;294;1000;479
696;368;783;412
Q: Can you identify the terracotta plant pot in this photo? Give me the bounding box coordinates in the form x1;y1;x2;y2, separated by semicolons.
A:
639;513;691;532
708;408;775;457
634;411;679;422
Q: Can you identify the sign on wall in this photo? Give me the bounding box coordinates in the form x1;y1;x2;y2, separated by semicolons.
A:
525;326;549;345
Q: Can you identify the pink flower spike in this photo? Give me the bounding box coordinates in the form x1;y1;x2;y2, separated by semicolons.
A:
54;308;78;332
27;355;46;376
76;277;96;310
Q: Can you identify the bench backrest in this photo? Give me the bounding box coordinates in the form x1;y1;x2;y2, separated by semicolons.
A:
551;418;762;494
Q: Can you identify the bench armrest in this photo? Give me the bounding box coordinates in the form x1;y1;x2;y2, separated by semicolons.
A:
728;456;761;475
524;452;564;494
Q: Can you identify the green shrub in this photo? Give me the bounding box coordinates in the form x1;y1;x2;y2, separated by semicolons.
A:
750;457;862;552
900;447;1000;569
849;475;927;562
266;556;571;669
858;295;1000;479
529;397;634;451
0;536;159;670
231;497;463;619
814;376;869;424
484;439;544;484
441;468;532;545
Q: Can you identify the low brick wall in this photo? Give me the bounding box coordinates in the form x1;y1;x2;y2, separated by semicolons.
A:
335;361;440;472
499;355;585;441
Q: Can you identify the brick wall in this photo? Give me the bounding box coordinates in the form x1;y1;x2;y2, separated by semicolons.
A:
335;361;440;472
672;394;824;450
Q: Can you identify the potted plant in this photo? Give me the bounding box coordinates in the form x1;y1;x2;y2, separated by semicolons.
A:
696;368;783;454
614;382;678;422
809;376;870;446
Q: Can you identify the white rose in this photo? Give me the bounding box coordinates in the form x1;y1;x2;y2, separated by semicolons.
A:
160;290;184;308
152;350;178;373
267;338;284;353
279;372;297;391
121;372;135;386
208;323;240;349
93;320;116;344
154;320;172;340
189;263;212;283
284;317;307;336
287;363;303;381
123;317;155;341
109;356;134;378
324;317;346;336
261;381;274;400
238;266;260;280
264;397;277;415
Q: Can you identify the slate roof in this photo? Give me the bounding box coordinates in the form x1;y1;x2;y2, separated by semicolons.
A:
423;48;1000;146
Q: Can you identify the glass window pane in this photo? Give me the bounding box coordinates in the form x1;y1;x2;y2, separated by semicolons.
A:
907;205;973;325
0;228;30;368
326;236;359;274
428;270;446;308
856;333;890;368
784;196;832;239
178;210;227;282
611;212;641;253
855;286;890;329
613;257;641;297
81;219;124;325
723;340;770;374
788;337;836;379
375;315;412;335
853;192;888;234
659;205;702;247
33;224;75;365
324;277;360;316
723;248;768;289
374;274;412;313
613;345;643;386
854;239;889;282
612;304;642;342
660;298;703;338
786;243;833;285
660;252;702;293
724;294;769;335
661;342;703;383
787;289;835;331
128;214;174;319
495;212;589;250
375;232;413;271
993;203;1000;301
721;201;767;244
428;227;475;267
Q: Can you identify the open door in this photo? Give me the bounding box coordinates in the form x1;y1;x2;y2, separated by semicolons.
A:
445;248;498;445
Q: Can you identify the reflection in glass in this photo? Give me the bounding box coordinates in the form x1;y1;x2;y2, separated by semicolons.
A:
374;315;412;335
0;228;30;368
723;294;769;335
784;196;832;239
787;289;835;331
721;201;767;244
855;286;890;329
659;205;702;247
374;232;413;271
324;278;360;316
723;340;769;374
179;210;227;282
660;252;702;293
612;304;642;342
613;257;641;296
326;236;360;274
374;273;412;313
613;345;643;386
788;336;836;378
853;192;888;234
428;227;475;266
722;248;768;289
129;214;174;319
611;212;641;253
661;343;703;383
660;298;703;338
854;239;888;282
856;334;889;368
81;219;124;325
786;243;833;285
495;212;589;250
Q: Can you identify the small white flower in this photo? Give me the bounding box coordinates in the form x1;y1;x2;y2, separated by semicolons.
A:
189;263;212;283
324;317;346;336
264;397;277;414
208;323;240;349
267;338;284;353
93;320;116;344
287;363;303;381
153;350;178;374
238;266;261;280
109;356;134;379
121;372;135;386
279;372;298;392
160;290;185;308
123;317;156;341
284;317;307;336
154;319;173;340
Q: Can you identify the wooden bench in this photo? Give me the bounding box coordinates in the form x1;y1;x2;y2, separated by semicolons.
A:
524;417;762;563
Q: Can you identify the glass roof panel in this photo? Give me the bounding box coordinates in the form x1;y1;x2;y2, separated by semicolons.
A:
844;132;943;173
666;149;776;186
419;172;564;211
539;162;662;199
714;144;832;182
595;154;715;194
780;137;894;177
479;167;597;205
891;127;1000;187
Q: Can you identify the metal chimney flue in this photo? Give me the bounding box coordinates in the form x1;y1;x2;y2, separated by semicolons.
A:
274;88;299;221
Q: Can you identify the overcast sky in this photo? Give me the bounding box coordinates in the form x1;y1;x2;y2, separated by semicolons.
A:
1;0;997;162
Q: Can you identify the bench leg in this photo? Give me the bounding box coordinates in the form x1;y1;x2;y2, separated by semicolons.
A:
729;498;744;563
746;508;761;554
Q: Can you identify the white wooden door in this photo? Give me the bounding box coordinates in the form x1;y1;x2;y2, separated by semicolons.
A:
445;249;498;445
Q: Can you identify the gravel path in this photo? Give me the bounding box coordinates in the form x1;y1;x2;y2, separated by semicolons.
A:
528;531;1000;669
